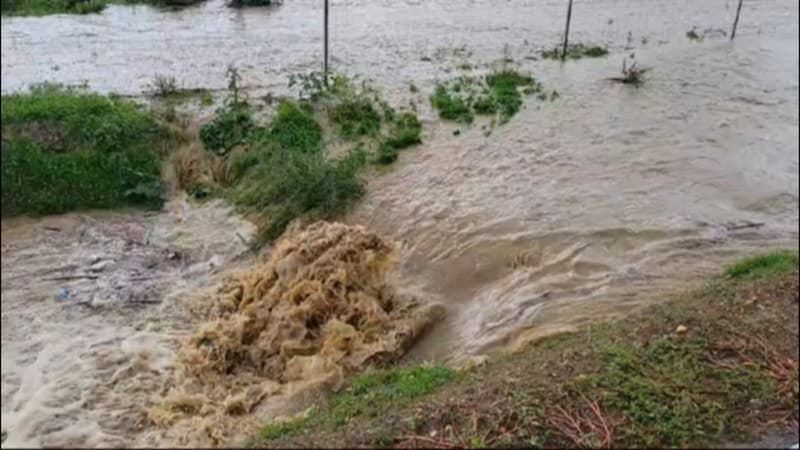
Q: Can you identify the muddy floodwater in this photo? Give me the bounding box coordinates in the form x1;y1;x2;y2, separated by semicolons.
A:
2;0;799;447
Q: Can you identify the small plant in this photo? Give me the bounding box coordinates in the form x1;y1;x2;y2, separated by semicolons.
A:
430;84;474;124
199;105;253;155
610;57;649;85
686;28;701;41
225;65;245;107
149;74;180;97
199;66;254;155
431;70;544;124
542;43;608;60
200;90;214;106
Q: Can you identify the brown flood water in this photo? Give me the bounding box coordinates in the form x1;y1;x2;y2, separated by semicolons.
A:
2;0;799;447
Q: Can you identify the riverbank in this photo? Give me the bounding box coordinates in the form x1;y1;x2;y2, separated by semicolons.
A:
253;250;799;448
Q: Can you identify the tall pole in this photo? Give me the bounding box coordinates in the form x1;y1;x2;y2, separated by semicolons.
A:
730;0;743;41
562;0;573;60
324;0;329;86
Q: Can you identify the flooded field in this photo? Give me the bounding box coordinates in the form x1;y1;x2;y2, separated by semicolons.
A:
2;0;798;447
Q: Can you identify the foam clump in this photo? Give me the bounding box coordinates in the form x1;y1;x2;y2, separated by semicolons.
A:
148;221;443;446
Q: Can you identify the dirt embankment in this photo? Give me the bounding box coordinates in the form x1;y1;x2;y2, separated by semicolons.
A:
256;253;799;449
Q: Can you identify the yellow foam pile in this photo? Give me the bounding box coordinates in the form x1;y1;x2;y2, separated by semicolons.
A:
148;221;443;446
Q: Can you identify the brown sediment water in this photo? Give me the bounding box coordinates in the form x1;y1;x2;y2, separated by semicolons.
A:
2;0;799;447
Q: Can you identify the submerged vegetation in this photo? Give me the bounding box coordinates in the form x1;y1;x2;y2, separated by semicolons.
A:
431;70;550;125
253;250;799;448
1;0;106;15
1;84;167;216
1;0;261;16
227;0;272;7
541;43;609;60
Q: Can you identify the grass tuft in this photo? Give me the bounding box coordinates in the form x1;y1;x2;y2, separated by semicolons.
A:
726;250;799;280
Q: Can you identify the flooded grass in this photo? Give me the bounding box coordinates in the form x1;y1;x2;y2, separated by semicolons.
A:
255;251;799;448
328;97;382;140
1;0;106;15
541;43;609;60
228;0;272;7
431;70;546;125
1;84;166;216
1;0;106;16
430;84;474;124
1;0;206;15
376;112;422;165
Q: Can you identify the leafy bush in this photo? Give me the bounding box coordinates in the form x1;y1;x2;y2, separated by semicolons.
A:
233;145;366;241
328;98;382;140
1;86;165;216
268;101;323;153
199;105;254;155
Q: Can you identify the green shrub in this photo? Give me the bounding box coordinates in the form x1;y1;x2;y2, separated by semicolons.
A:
1;87;164;216
199;105;254;155
328;98;382;140
268;101;323;153
383;113;422;150
233;146;366;241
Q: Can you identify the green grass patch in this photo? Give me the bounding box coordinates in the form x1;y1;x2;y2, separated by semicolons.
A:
327;365;455;425
256;365;456;442
566;329;775;447
259;415;311;441
541;43;609;60
726;250;799;280
2;85;166;216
